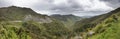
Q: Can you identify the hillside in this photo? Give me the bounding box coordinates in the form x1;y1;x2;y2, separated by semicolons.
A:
50;14;81;22
0;6;52;23
73;7;120;39
0;6;71;39
50;14;83;29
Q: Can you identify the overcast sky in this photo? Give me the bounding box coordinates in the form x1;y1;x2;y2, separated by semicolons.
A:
0;0;120;16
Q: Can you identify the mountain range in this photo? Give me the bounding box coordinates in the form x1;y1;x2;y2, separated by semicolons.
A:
0;6;120;39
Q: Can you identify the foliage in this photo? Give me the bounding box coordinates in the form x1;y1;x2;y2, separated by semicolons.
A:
0;22;31;39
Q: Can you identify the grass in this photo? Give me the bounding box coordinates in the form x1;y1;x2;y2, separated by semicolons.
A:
88;13;120;39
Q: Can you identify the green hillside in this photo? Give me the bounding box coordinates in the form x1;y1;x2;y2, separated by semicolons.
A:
50;14;81;22
50;14;83;29
0;6;71;39
0;6;51;22
88;7;120;39
73;7;120;39
73;7;120;32
89;13;120;39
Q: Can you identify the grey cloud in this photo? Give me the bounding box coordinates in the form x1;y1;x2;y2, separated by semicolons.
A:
50;4;84;13
32;0;84;14
0;0;9;7
100;0;120;8
42;0;113;15
0;0;119;16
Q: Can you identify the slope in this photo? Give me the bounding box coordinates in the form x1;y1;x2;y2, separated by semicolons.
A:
73;7;120;39
88;7;120;39
0;6;70;39
73;7;120;32
0;6;52;23
50;14;82;29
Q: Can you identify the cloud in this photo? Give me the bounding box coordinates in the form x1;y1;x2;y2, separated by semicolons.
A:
0;0;119;16
0;0;12;7
100;0;120;8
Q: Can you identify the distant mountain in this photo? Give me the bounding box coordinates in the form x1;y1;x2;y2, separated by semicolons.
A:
0;6;52;23
50;14;83;29
81;16;93;18
73;7;120;39
50;14;82;22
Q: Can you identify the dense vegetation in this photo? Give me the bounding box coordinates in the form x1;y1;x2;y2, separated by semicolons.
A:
0;21;31;39
89;13;120;39
50;14;82;29
22;21;70;39
73;7;120;39
0;6;71;39
88;8;120;39
0;21;71;39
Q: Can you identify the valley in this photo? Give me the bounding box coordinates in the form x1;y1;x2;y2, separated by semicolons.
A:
0;6;120;39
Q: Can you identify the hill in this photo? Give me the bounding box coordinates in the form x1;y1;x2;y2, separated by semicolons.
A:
50;14;81;22
50;14;83;29
0;6;70;39
73;7;120;39
0;6;52;23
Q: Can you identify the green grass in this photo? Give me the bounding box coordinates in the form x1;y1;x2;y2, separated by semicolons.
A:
89;14;120;39
89;21;120;39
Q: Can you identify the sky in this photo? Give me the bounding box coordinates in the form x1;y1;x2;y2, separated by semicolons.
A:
0;0;120;16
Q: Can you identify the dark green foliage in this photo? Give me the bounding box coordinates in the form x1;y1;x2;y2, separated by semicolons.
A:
0;22;31;39
42;21;70;36
20;20;71;39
